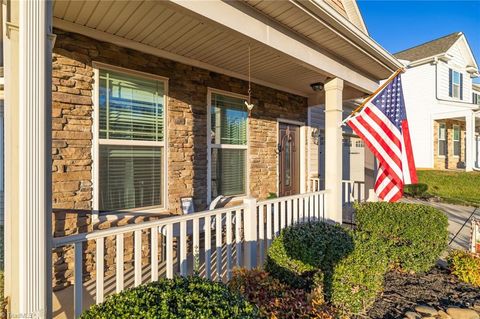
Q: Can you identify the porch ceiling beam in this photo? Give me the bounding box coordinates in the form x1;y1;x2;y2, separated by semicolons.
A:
169;0;379;93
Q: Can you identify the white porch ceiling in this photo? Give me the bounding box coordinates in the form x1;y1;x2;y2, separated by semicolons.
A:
52;0;389;98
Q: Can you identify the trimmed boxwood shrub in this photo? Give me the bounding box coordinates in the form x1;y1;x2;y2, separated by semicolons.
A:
331;233;389;315
265;221;354;290
81;276;259;319
404;183;429;197
355;202;449;273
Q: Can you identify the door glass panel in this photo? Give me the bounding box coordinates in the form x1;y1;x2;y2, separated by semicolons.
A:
285;138;291;186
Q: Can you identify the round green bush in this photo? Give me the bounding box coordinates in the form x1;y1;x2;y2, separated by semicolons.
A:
354;202;449;273
331;233;389;315
81;276;259;319
404;183;429;197
265;221;354;291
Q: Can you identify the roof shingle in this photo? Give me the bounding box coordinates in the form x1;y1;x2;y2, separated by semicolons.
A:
394;32;462;62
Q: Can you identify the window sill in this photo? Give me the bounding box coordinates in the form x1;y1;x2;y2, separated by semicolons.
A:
92;208;173;227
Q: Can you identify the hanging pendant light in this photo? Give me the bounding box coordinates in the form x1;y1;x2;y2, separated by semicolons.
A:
244;44;255;117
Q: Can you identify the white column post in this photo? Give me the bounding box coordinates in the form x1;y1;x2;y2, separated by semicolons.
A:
324;78;344;223
3;0;53;317
243;197;257;269
466;112;475;172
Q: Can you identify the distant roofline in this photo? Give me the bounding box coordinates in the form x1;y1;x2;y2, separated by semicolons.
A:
393;31;462;56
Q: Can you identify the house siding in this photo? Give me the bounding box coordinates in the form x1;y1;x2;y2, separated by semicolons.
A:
51;29;308;288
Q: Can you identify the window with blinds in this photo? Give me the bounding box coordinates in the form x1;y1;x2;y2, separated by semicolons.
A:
209;92;248;199
98;69;165;212
453;125;461;156
438;123;447;156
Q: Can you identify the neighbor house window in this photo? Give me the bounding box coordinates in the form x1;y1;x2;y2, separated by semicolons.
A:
438;123;446;156
473;93;480;105
209;92;248;200
97;68;166;212
453;125;461;156
449;69;463;99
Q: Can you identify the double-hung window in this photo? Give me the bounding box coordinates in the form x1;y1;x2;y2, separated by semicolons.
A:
209;92;248;201
453;125;461;156
97;67;166;212
473;93;480;105
449;69;462;100
438;123;447;156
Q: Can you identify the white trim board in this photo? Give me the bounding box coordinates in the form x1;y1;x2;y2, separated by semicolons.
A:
91;62;169;218
206;88;250;205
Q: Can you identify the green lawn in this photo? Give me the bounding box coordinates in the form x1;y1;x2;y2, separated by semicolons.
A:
410;170;480;207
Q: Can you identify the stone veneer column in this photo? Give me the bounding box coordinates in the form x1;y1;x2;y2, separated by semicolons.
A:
324;78;344;223
4;0;53;317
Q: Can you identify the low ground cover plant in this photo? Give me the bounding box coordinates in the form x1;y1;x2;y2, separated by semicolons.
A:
81;276;259;319
447;250;480;287
228;268;336;319
355;202;448;273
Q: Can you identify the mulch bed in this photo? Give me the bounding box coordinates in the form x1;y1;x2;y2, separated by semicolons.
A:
362;266;480;319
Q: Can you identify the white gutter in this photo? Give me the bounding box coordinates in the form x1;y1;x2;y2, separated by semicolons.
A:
298;0;403;72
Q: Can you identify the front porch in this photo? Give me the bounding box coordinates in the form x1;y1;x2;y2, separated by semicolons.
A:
2;0;401;318
432;111;480;171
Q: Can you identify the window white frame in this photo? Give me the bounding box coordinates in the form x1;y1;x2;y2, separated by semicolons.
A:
92;62;169;216
453;124;460;157
438;122;446;157
206;88;249;204
452;70;461;99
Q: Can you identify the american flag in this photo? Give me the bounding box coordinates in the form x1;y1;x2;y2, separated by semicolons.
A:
346;73;417;202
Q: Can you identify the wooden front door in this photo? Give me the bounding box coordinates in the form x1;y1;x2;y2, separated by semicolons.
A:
278;123;300;196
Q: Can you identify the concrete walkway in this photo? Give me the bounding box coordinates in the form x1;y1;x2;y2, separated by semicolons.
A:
402;198;479;251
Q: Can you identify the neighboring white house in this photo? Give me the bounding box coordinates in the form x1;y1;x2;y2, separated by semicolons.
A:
395;32;480;171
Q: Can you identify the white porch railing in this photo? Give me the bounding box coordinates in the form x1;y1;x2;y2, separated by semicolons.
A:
342;180;365;206
51;191;327;318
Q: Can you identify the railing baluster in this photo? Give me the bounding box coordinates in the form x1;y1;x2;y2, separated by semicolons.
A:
166;224;173;279
320;193;325;220
205;215;212;279
193;217;200;274
274;201;280;237
308;195;315;221
235;209;242;267
266;204;272;247
299;197;304;222
293;198;298;224
180;220;187;276
116;233;124;293
95;237;104;304
151;227;158;282
287;199;292;226
258;204;265;264
226;211;232;280
134;230;142;287
281;200;286;229
216;213;222;281
74;242;83;318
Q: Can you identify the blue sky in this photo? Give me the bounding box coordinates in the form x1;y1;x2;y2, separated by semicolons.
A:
357;0;480;83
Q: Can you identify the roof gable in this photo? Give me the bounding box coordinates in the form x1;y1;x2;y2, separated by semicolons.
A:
394;32;462;62
447;35;478;69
